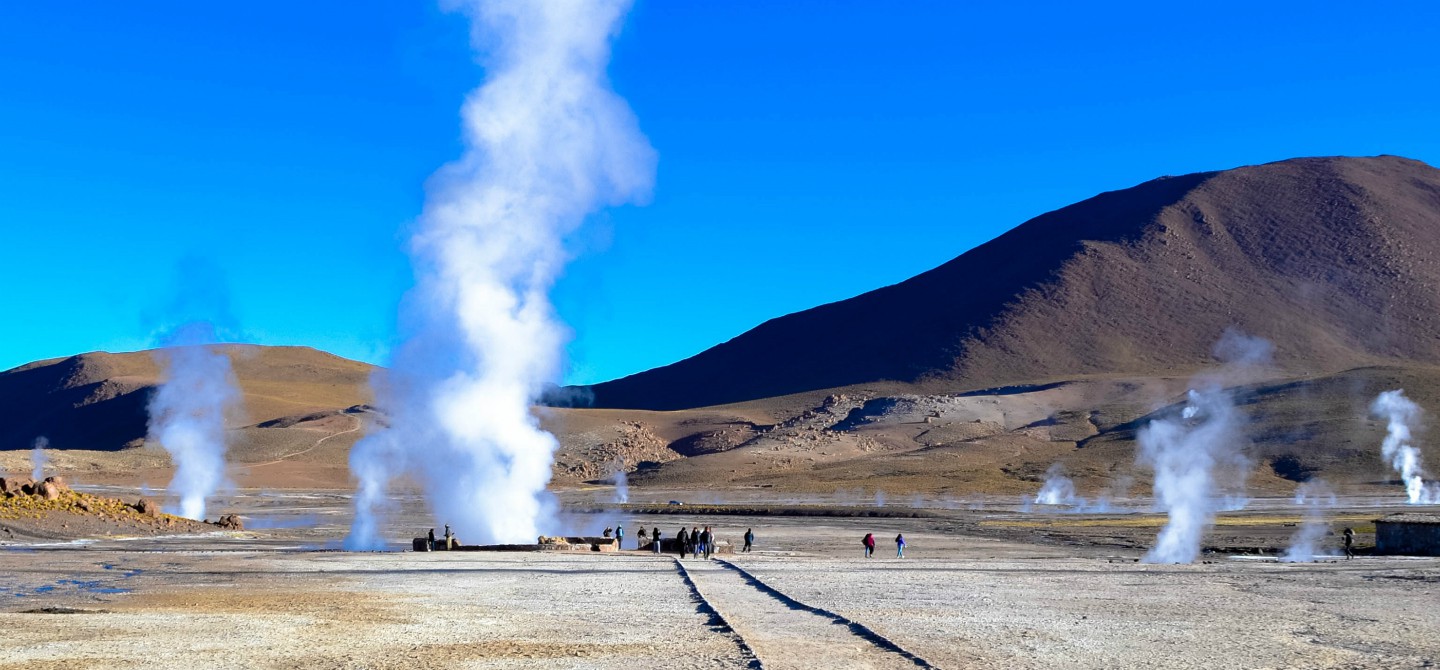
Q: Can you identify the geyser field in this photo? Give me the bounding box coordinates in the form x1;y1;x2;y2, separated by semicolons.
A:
2;490;1437;668
7;0;1440;667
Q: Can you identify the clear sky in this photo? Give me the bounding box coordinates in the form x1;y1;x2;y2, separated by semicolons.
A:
2;1;1437;384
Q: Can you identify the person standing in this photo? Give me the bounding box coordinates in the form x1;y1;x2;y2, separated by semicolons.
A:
427;528;436;551
1343;527;1355;559
616;524;625;550
702;526;714;559
863;533;876;558
743;528;754;553
690;526;701;558
895;533;906;558
676;528;689;558
653;526;662;554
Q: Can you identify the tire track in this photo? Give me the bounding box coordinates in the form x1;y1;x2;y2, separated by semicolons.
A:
712;558;939;669
672;558;765;669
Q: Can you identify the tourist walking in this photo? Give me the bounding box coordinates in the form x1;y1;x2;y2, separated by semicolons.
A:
1343;527;1354;559
653;526;662;554
676;528;689;558
896;533;906;558
702;526;714;558
863;533;876;558
616;524;625;550
743;528;754;552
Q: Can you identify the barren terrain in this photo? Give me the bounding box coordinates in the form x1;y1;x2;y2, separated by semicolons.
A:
2;490;1437;669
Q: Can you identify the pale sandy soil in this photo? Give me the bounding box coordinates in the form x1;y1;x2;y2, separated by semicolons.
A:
1;494;1437;669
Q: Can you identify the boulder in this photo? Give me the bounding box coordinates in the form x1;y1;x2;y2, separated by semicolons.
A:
215;514;244;530
134;498;159;517
38;481;61;501
43;476;68;492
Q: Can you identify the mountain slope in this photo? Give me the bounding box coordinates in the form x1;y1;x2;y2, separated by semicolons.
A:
585;155;1440;410
0;346;375;453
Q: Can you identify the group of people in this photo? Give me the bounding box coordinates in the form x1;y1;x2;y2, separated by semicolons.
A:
425;525;457;551
608;524;758;557
862;532;906;558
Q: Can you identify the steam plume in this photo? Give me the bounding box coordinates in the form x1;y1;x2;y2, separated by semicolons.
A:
1281;480;1335;562
1137;330;1266;563
347;0;655;548
611;459;629;504
1034;464;1078;506
148;323;241;520
30;437;49;481
1370;390;1440;504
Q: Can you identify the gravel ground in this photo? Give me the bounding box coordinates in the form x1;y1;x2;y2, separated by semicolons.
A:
1;495;1437;668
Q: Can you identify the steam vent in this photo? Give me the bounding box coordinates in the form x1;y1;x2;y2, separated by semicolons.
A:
1374;513;1440;556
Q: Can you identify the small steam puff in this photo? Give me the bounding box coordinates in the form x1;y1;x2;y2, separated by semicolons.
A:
346;0;655;548
30;436;49;481
1034;464;1078;506
148;323;241;520
1281;481;1336;563
1370;390;1440;504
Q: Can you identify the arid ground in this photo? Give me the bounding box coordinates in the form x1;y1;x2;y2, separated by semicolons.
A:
2;489;1437;669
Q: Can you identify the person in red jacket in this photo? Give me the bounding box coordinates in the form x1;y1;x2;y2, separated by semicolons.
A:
863;533;876;558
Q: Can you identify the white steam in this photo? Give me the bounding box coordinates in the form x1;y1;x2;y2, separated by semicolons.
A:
611;459;629;504
148;323;241;520
30;436;49;481
1137;330;1267;564
1034;464;1078;506
1281;480;1336;563
1370;390;1440;504
346;0;654;548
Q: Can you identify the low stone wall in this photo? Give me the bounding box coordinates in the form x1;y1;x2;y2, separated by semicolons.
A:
1375;514;1440;556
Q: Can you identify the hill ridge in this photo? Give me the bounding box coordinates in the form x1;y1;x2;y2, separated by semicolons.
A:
582;155;1440;410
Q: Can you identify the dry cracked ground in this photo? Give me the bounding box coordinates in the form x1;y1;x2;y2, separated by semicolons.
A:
1;498;1438;669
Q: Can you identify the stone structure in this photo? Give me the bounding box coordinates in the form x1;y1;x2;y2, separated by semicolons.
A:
1374;513;1440;556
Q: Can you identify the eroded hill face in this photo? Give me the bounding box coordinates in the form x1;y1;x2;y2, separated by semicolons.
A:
0;347;379;487
585;155;1440;411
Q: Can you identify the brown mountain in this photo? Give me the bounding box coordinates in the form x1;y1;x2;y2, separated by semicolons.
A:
585;155;1440;410
0;346;375;455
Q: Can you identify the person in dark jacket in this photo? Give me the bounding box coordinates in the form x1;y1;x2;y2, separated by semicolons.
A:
863;533;876;558
701;527;714;559
676;528;689;558
1343;527;1355;559
653;527;662;553
427;528;436;551
743;528;754;552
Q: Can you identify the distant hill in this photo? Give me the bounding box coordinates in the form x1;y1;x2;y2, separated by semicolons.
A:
0;346;375;453
584;155;1440;410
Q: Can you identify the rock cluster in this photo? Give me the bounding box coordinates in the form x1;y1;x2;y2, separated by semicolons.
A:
555;420;679;481
0;475;70;501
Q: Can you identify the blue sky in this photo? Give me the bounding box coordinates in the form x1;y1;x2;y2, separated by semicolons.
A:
2;1;1437;384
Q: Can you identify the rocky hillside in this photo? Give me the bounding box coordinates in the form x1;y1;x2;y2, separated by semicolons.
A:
585;156;1440;410
0;346;375;453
